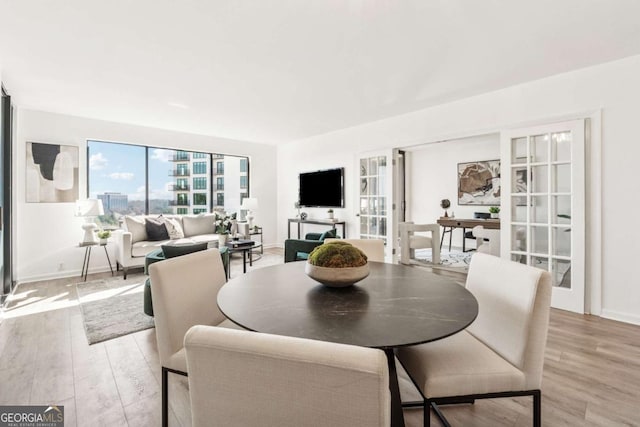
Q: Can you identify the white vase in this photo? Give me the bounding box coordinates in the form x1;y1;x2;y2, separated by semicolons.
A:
490;213;499;219
218;234;228;247
328;212;334;219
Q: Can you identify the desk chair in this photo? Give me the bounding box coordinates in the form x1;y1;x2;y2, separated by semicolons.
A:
398;223;441;265
397;253;552;426
185;326;391;427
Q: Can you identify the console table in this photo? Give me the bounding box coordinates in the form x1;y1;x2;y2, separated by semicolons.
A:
437;217;500;252
288;218;346;239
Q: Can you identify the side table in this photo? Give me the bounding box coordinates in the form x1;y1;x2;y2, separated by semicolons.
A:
80;241;113;281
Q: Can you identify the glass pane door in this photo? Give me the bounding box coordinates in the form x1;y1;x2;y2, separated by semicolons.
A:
357;150;395;261
502;120;585;313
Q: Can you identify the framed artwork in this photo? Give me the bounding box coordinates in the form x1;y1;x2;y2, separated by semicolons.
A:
457;159;500;205
26;141;79;203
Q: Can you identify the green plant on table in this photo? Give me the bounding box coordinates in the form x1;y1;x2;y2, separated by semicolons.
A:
489;206;500;214
308;241;367;268
97;230;111;239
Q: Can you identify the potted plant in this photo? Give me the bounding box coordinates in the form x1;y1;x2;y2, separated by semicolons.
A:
305;241;369;287
327;208;334;220
97;229;111;245
489;206;500;219
214;211;236;246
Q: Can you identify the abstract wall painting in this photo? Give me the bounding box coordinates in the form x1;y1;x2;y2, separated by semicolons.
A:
457;159;501;205
26;142;79;203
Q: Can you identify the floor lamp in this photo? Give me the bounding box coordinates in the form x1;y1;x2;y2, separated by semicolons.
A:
75;199;104;245
241;197;258;229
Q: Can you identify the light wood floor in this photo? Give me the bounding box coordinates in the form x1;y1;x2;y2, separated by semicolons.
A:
1;250;639;426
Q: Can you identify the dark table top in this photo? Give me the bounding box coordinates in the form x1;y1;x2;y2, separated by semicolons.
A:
217;261;478;349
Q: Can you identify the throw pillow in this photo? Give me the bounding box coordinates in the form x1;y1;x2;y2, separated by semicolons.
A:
161;242;209;258
124;215;148;243
145;218;170;241
159;215;185;239
319;229;337;241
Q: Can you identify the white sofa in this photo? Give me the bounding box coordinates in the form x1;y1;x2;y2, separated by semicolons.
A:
114;214;249;278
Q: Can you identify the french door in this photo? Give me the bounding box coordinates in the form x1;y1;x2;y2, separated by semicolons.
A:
501;120;585;313
357;149;397;262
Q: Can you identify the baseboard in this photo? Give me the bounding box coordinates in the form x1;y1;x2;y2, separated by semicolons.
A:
17;266;118;285
600;309;640;326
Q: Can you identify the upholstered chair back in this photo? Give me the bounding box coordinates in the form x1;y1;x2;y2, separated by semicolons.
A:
184;325;390;427
323;238;385;262
150;249;227;367
465;253;552;389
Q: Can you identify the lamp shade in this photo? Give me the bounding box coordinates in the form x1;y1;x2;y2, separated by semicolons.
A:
241;197;258;211
75;199;104;217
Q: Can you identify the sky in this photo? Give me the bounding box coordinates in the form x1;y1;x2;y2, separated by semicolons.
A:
88;140;175;201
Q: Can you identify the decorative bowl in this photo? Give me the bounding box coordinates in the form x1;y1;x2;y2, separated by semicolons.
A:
305;262;370;288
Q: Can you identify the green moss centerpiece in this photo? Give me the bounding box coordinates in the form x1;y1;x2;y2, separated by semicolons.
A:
305;241;370;287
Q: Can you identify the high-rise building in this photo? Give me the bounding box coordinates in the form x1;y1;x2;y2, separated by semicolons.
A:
97;192;128;213
168;151;248;215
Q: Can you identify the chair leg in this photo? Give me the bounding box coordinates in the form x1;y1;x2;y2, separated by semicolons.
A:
533;390;541;427
162;367;168;427
123;267;128;280
424;399;430;427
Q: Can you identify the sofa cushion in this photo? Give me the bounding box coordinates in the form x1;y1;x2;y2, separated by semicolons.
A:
160;216;185;239
162;242;209;259
132;239;172;257
182;214;216;237
145;218;170;241
124;216;148;244
189;234;219;245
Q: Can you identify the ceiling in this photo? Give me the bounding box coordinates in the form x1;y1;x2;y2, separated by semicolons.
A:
2;1;640;145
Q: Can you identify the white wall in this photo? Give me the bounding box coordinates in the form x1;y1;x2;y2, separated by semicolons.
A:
278;54;640;325
405;133;500;250
14;109;277;282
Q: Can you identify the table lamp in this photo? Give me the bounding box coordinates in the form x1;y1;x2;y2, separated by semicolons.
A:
75;199;104;244
241;197;258;228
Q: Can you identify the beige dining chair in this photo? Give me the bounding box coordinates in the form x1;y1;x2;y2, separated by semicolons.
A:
397;253;552;427
398;222;441;265
149;248;243;427
184;325;391;427
323;238;385;262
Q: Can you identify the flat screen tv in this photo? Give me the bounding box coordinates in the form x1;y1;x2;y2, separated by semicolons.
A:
299;168;344;208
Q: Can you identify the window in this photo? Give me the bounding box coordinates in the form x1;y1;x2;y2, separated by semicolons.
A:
193;208;207;214
88;141;249;217
148;148;175;214
88;141;146;224
193;177;207;190
176;163;189;176
175;151;189;161
176;193;189;206
193;162;207;174
176;178;188;190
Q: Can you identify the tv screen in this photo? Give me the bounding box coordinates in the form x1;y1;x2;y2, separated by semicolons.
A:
299;168;344;208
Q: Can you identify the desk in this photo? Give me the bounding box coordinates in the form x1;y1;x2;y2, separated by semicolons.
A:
218;261;478;427
288;218;346;239
437;217;500;252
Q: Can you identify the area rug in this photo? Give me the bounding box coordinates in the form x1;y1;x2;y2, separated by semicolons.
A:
76;274;154;345
412;248;474;272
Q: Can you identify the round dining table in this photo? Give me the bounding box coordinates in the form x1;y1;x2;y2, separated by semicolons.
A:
217;261;479;427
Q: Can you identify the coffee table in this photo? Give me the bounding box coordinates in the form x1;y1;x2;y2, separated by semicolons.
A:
217;261;478;426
